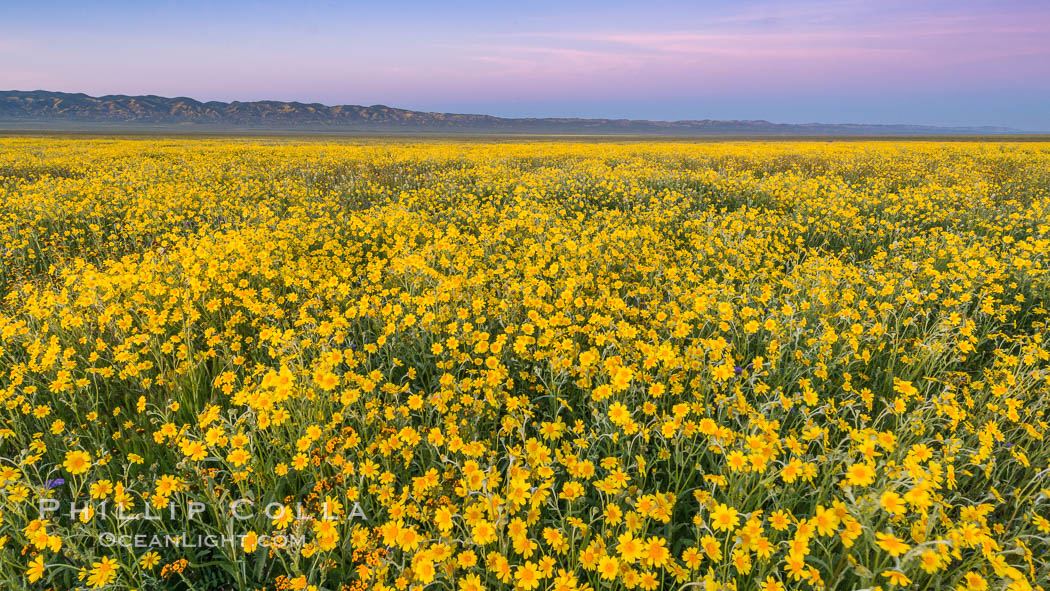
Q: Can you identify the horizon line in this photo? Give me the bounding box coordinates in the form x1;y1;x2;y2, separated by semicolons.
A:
1;89;1033;132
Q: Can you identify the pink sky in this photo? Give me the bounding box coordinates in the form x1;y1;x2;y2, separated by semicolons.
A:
2;0;1048;128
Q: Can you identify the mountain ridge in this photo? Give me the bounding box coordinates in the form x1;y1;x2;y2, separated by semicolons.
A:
0;90;1021;135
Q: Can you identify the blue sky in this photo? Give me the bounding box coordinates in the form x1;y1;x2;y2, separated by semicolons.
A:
2;0;1048;129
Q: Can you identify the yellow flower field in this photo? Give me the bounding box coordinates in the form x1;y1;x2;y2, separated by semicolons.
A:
1;138;1049;590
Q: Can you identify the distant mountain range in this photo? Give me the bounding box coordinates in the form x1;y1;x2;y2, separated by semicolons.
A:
0;90;1023;135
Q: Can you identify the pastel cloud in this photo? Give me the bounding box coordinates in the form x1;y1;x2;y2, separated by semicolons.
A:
465;9;1050;91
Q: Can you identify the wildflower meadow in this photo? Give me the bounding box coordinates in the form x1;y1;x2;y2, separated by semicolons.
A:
1;138;1048;591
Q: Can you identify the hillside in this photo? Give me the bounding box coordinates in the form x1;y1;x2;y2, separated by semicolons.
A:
0;90;1019;135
